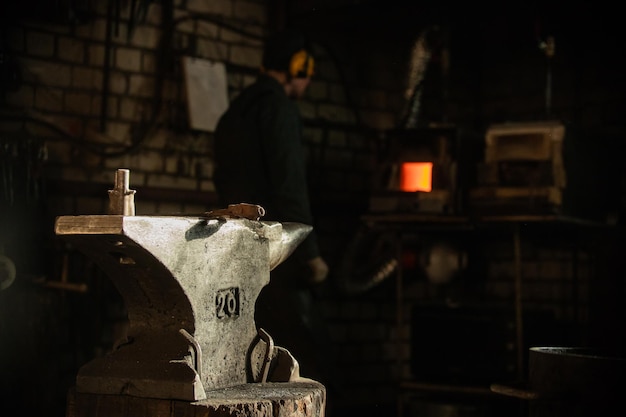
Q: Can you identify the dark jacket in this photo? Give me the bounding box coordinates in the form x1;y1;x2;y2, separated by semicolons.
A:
213;74;320;262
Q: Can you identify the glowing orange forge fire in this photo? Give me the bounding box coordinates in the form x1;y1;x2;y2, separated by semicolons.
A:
400;162;433;192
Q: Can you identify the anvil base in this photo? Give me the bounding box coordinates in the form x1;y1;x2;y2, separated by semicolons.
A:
66;381;326;417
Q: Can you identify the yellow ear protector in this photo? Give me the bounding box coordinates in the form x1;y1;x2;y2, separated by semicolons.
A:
289;49;314;78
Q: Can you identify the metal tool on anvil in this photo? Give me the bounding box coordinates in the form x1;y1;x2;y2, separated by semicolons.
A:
55;169;312;401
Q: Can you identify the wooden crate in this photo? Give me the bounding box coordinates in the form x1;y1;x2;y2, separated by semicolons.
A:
482;121;566;188
485;121;565;162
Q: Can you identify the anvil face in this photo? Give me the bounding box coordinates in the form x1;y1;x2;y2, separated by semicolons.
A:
55;215;311;401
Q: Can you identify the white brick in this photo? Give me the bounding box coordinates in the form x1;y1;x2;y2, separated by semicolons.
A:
26;31;55;57
65;92;94;115
128;74;155;97
164;154;179;174
242;73;256;87
129;25;160;49
100;95;118;118
173;155;193;176
136;200;158;215
84;119;101;134
317;103;356;124
187;0;233;15
233;0;267;24
47;195;77;216
220;26;264;44
297;101;316;120
230;44;262;68
115;47;142;72
128;170;146;188
189;134;212;153
103;154;133;171
146;174;198;190
58;37;85;63
327;130;347;147
91;1;108;16
363;89;389;108
196;20;219;38
199;179;216;192
72;67;102;89
6;26;24;51
76;18;108;42
144;129;169;148
123;153;149;172
5;85;35;108
324;148;353;168
20;58;72;87
105;121;133;143
315;59;340;81
142;51;157;73
307;81;328;100
144;3;162;26
54;165;87;181
119;97;144;122
35;87;64;112
75;196;108;215
193;158;214;179
184;202;208;213
196;38;228;61
155;201;186;215
359;110;395;129
48;116;86;139
174;10;195;34
88;44;106;66
46;140;74;164
88;168;122;185
329;83;347;104
302;127;324;145
113;25;132;44
134;149;166;172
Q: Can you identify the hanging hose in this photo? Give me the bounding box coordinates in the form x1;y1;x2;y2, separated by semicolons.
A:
336;224;399;294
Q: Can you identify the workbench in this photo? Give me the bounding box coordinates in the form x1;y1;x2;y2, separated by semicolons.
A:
359;212;612;417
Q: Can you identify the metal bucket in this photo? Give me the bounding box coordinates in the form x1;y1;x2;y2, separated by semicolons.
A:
491;347;626;417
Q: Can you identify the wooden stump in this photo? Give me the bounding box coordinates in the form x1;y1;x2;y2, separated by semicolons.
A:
66;381;326;417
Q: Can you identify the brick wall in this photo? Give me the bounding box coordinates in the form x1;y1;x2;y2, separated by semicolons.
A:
0;1;397;415
0;1;392;214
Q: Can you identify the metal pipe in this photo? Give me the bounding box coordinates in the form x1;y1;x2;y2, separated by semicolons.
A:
514;224;524;380
100;0;114;132
543;36;555;116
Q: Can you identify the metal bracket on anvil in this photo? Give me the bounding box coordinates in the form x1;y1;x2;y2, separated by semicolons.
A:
54;169;312;401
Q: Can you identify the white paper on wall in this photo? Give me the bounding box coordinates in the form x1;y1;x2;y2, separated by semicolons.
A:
182;56;229;132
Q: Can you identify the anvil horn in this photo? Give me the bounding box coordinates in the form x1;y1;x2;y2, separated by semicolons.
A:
267;222;312;270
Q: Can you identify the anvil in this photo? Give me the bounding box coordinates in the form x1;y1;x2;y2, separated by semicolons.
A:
55;212;311;401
